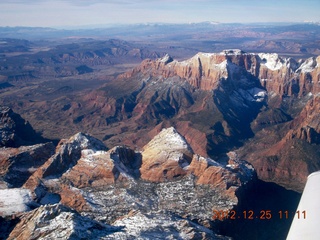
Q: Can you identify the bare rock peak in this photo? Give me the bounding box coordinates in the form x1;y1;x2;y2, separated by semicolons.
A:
159;53;173;64
0;106;44;147
144;127;193;153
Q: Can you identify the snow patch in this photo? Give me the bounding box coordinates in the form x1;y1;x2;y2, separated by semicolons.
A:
160;54;173;64
238;87;267;102
0;188;33;216
297;57;317;73
258;53;283;71
197;52;216;58
144;127;193;162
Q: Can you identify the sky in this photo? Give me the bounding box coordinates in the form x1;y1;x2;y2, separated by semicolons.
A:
0;0;319;28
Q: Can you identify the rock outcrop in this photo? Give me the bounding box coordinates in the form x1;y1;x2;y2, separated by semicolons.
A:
0;143;55;188
0;106;44;147
7;204;119;240
140;127;194;182
61;145;139;188
287;94;320;144
140;127;255;203
23;132;107;191
22;132;109;211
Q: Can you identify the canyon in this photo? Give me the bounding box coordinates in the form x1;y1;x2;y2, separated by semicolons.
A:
0;23;319;239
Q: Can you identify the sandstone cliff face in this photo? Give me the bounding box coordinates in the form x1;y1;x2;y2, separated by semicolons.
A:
22;132;109;211
0;142;55;188
287;95;320;144
61;145;140;188
125;50;319;97
140;127;255;200
238;94;320;191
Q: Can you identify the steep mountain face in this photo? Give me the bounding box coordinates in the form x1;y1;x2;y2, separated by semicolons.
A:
0;106;45;147
0;142;55;188
128;50;319;97
287;95;320;143
239;94;320;191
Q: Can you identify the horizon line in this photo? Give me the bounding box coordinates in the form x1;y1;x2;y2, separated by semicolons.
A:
0;21;319;30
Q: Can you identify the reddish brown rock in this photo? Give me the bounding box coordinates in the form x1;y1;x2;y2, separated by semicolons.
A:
58;185;90;212
122;51;320;98
140;127;255;199
287;95;320;144
188;153;254;193
0;143;55;188
22;132;142;211
23;132;107;197
61;146;139;188
175;121;209;157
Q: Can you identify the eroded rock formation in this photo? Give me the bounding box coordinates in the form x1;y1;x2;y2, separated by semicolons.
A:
0;106;44;147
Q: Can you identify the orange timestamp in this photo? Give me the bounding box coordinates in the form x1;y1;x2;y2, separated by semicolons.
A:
212;210;307;220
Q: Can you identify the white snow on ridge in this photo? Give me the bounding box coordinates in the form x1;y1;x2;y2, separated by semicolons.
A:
258;53;283;71
144;127;193;162
148;127;191;152
0;188;33;216
197;52;215;58
297;57;317;73
160;54;172;63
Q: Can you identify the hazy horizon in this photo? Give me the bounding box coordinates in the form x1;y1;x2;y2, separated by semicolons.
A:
0;0;319;28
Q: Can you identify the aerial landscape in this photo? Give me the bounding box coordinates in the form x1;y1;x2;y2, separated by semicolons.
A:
0;0;320;239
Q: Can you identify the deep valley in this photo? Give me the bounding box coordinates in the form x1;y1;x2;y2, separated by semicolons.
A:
0;22;319;239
